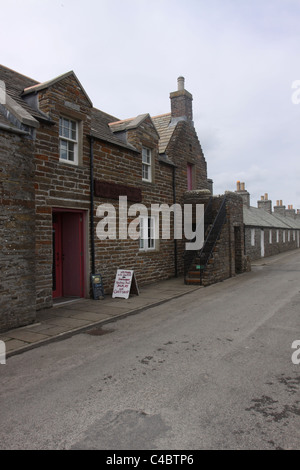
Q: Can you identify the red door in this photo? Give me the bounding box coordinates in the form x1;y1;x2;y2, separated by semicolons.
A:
52;218;62;298
52;211;85;299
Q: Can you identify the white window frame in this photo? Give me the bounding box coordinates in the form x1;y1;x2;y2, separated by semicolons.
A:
251;228;255;246
269;229;272;244
283;230;286;243
142;147;152;182
59;117;78;165
276;229;279;243
139;215;156;251
288;230;291;242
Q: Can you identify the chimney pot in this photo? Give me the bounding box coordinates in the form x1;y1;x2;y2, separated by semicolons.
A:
280;200;283;206
261;196;264;201
265;193;268;200
237;181;241;191
240;182;245;191
177;76;185;91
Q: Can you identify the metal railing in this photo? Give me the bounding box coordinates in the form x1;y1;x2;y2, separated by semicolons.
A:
184;196;213;278
198;196;227;284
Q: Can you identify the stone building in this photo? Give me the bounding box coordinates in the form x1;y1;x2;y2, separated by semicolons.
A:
235;182;300;260
184;190;247;286
1;66;218;331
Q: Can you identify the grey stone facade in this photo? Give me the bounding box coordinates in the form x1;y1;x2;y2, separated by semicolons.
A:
0;124;36;331
235;183;300;261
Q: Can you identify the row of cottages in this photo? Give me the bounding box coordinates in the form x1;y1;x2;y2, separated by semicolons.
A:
0;65;248;332
235;182;300;260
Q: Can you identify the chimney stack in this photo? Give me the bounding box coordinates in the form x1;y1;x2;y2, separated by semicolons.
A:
273;200;286;217
170;76;193;122
286;204;296;218
235;181;250;207
257;192;272;214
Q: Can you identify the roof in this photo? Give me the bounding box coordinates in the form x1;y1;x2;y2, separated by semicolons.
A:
91;108;138;152
22;70;93;107
272;212;300;229
0;64;52;123
244;205;300;229
151;113;176;154
0;65;179;156
109;114;150;133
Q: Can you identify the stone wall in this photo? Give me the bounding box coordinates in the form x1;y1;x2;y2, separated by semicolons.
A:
245;226;300;261
0;128;36;331
184;192;247;287
93;117;177;293
34;75;92;310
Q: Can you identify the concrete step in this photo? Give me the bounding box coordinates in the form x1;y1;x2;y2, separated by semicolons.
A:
185;278;202;285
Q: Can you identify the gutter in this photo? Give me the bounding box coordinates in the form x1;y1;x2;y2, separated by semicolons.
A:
172;165;178;278
0;122;29;135
89;136;96;275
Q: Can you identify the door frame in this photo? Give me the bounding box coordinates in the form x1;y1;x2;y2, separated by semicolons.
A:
52;208;87;299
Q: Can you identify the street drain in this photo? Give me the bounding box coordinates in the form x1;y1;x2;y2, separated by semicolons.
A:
87;327;115;336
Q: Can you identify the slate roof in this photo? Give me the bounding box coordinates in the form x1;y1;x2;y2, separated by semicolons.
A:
272;213;300;229
0;65;178;157
0;111;19;131
244;205;300;229
91;108;138;152
109;114;150;133
0;65;51;123
151;113;176;154
22;70;93;107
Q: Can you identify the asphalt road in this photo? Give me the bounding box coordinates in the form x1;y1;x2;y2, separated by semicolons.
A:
1;251;300;450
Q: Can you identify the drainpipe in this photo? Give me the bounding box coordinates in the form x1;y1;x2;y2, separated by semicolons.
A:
172;165;178;277
90;136;96;275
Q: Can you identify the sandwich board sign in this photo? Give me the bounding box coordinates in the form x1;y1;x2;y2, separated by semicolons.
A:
91;273;105;300
112;269;139;299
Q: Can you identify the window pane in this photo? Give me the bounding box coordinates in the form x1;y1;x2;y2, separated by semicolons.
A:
142;164;149;180
60;140;68;160
68;142;74;161
71;121;77;140
142;147;151;164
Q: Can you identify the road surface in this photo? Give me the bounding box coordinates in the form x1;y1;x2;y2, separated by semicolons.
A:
0;251;300;450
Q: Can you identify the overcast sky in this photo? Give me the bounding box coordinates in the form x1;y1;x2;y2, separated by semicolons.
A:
1;0;300;209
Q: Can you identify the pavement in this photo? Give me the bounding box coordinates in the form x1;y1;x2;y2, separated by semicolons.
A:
0;276;201;358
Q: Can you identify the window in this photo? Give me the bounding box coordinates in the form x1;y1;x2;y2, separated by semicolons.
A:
139;216;156;251
59;117;78;164
142;147;152;182
251;229;255;246
276;230;279;243
269;229;272;244
283;230;286;243
293;230;296;241
288;230;291;242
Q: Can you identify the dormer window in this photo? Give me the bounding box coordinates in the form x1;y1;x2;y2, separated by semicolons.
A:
59;117;78;165
142;147;152;182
